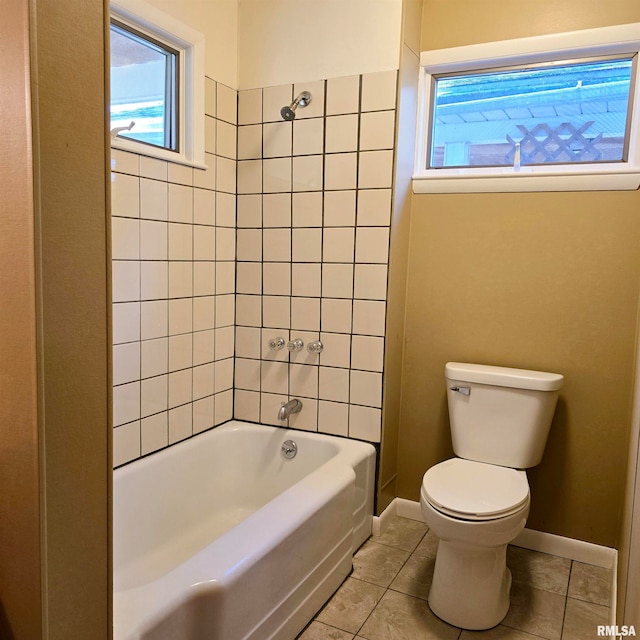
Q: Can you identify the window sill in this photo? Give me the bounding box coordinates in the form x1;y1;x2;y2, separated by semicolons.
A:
412;168;640;193
111;137;208;171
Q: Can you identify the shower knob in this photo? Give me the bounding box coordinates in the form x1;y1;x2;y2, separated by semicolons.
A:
268;337;286;351
307;340;323;354
287;338;304;352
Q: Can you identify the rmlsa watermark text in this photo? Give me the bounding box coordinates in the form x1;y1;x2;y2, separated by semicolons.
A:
597;626;636;637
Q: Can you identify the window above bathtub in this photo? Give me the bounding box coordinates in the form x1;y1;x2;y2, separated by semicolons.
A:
110;0;206;168
413;23;640;193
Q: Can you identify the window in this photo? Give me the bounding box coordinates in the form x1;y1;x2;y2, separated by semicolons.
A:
110;0;205;168
414;23;640;193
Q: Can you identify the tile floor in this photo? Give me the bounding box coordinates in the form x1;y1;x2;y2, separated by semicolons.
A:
297;516;612;640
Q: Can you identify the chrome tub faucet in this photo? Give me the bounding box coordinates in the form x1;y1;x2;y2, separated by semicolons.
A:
278;399;303;421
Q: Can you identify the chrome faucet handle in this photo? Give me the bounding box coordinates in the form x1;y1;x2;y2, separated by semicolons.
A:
306;340;323;354
287;338;304;352
268;336;286;351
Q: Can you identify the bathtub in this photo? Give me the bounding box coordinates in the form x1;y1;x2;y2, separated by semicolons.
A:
113;420;376;640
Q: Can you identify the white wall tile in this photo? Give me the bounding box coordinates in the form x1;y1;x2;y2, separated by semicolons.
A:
169;403;192;444
168;163;193;186
351;335;384;372
288;397;318;431
348;405;381;442
217;156;237;194
141;412;168;455
112;173;139;218
360;110;396;150
238;88;262;125
319;366;349;402
326;75;360;116
216;227;236;261
322;264;354;299
263;193;291;227
236;294;262;326
216;192;236;227
352;300;386;336
140;157;167;182
320;299;352;335
193;395;214;433
111;149;139;175
357;189;392;226
140;178;168;221
113;421;141;466
140;375;167;418
323;227;355;263
361;70;397;112
215;358;234;392
350;370;382;407
140;220;168;260
112;217;140;260
217;120;237;159
168;184;193;223
141;337;168;379
193;262;215;296
293;80;325;119
318;400;348;436
140;261;168;300
292;155;323;192
261;328;290;361
263;121;292;158
113;342;141;386
194;225;215;261
292;228;322;262
237;262;262;295
168;368;192;409
288;330;320;365
293;118;324;156
355;227;390;264
193;188;216;226
215;294;235;327
168;298;192;335
325;153;357;190
205;115;217;154
264;157;293;195
263;295;290;329
237;195;262;228
113;302;141;344
169;262;194;298
215;261;236;294
193;296;215;331
168;223;193;261
193;363;215;400
169;333;193;372
354;264;388;300
112;260;140;303
263;262;291;296
193;154;216;191
263;228;291;262
235;358;261;391
215;326;235;360
238;124;262;160
113;381;141;427
289;363;318;398
291;297;320;331
237;228;263;261
324;190;356;227
217;83;238;125
193;329;215;365
358;150;394;189
235;389;260;422
205;77;216;117
237;159;262;194
325;115;358;153
292;192;323;227
140;300;168;340
260;392;288;426
214;389;233;425
319;332;351;368
261;360;289;394
291;263;321;297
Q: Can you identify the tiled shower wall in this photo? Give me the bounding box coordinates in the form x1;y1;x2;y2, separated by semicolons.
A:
111;79;238;467
233;70;397;443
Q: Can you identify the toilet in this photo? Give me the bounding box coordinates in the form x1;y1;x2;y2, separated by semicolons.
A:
420;362;563;630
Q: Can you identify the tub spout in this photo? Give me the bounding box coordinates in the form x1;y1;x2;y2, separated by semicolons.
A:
278;399;303;421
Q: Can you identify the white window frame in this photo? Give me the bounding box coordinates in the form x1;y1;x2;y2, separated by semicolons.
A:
413;23;640;193
110;0;205;169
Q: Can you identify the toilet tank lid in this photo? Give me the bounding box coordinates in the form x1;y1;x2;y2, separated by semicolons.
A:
445;362;564;391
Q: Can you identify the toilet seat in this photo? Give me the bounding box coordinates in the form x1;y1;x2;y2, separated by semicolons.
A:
422;458;529;521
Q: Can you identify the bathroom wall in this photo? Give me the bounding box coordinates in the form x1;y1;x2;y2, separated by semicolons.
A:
233;71;397;442
397;0;640;547
111;80;238;466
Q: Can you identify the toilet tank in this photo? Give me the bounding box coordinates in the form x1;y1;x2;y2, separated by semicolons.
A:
445;362;563;469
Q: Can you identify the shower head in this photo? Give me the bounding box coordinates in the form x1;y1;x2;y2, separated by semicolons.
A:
280;91;312;121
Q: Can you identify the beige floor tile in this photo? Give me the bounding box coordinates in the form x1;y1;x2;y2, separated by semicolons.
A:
389;553;435;600
413;529;439;558
352;540;411;588
316;577;386;634
507;546;571;595
370;516;428;552
297;620;356;639
567;562;612;607
358;589;461;640
562;597;610;640
461;625;548;639
502;582;566;640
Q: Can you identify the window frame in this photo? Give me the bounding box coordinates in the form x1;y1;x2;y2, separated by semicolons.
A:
110;0;205;168
413;23;640;193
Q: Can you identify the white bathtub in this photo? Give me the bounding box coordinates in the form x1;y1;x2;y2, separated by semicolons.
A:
113;420;376;640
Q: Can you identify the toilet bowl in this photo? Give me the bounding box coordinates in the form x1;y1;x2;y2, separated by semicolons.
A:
420;458;530;629
420;362;563;630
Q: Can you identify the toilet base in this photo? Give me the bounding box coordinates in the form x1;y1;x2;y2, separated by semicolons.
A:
428;539;512;630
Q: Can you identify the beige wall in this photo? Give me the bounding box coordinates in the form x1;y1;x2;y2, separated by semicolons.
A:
238;0;402;89
396;0;640;547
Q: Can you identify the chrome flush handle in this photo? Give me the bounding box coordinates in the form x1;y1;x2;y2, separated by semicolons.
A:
450;386;471;396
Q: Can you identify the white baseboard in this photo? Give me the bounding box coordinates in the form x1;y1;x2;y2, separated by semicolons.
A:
374;498;617;569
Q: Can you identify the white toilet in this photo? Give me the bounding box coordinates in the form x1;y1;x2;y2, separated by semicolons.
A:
420;362;563;630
